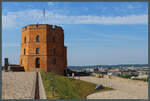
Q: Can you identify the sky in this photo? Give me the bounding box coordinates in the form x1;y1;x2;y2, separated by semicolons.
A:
2;2;148;66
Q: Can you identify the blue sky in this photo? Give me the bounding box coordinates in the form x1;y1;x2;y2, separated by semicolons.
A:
2;2;148;66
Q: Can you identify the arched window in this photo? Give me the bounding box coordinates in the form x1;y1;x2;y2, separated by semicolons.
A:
24;49;26;55
36;58;40;68
53;48;56;55
36;35;39;42
36;48;39;54
52;36;56;42
21;59;22;64
24;37;26;43
53;58;56;65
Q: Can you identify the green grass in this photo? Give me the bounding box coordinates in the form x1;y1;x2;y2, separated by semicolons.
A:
41;72;113;99
118;74;138;79
132;77;148;82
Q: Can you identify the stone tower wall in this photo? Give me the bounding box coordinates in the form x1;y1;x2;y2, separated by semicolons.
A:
19;24;67;75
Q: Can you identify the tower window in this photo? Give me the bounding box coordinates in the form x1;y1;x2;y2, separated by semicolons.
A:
36;35;39;42
21;59;22;64
53;48;56;55
24;37;26;43
36;58;40;68
36;25;39;28
52;36;56;42
53;58;56;65
24;49;26;55
36;48;39;54
52;25;55;29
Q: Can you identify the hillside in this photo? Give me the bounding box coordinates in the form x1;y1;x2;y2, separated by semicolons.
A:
41;72;112;99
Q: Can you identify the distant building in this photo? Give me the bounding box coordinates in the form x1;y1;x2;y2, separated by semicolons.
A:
85;68;94;72
137;74;148;79
107;69;121;76
138;70;148;75
8;64;25;72
3;58;25;72
98;67;105;72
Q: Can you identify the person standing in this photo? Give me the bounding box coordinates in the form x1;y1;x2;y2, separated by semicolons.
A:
72;72;74;79
67;73;70;77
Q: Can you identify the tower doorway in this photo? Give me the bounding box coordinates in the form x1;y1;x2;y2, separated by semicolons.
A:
36;58;40;68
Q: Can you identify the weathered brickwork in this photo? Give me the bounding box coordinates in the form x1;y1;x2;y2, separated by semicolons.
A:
19;24;67;75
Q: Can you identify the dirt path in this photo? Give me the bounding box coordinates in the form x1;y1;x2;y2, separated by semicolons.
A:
75;76;148;99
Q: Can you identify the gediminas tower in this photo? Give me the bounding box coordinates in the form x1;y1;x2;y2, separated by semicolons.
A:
19;24;67;75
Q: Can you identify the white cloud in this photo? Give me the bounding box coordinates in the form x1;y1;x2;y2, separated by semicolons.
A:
128;5;134;9
2;15;17;29
2;9;148;29
48;2;55;6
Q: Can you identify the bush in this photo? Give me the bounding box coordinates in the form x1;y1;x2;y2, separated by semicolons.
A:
118;74;133;79
132;77;148;82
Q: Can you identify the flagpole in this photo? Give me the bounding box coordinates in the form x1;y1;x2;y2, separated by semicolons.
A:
43;8;45;24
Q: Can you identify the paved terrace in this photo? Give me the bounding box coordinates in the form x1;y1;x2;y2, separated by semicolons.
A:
2;72;36;99
75;75;148;99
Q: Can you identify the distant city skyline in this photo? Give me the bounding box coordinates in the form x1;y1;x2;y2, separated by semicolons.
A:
2;2;148;66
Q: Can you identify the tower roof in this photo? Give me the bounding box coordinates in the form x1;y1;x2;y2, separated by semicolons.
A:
22;24;63;32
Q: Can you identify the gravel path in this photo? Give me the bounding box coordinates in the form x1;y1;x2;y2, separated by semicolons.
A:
2;72;36;99
75;76;148;99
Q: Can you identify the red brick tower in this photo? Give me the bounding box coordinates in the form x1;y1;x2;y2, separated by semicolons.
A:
19;24;67;75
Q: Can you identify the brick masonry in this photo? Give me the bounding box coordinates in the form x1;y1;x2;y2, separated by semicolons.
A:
19;24;67;75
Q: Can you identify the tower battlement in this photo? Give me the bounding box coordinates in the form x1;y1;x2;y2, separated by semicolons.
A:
22;24;63;32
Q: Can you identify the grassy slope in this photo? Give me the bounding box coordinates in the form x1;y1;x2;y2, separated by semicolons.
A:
41;72;112;99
